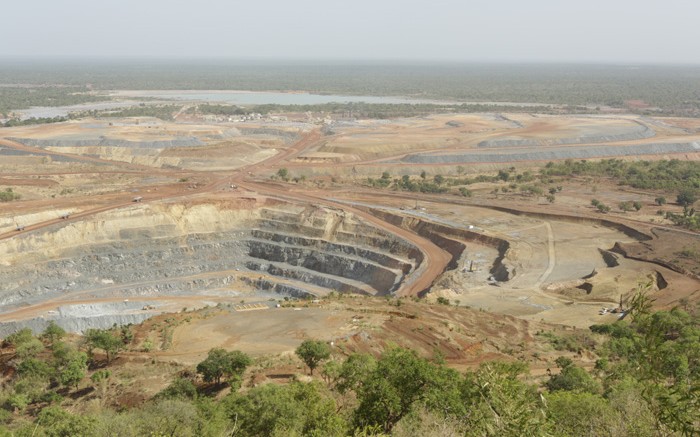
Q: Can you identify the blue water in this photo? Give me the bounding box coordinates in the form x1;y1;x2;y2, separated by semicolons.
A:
16;91;448;120
132;91;443;106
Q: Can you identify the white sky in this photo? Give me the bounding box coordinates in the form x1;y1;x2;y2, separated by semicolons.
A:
3;0;699;63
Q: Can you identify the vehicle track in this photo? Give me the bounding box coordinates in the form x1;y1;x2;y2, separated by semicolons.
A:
0;127;452;330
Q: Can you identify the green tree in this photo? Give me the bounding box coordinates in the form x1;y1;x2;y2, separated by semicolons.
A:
353;347;462;433
224;381;346;437
57;351;88;388
546;356;601;394
433;174;445;185
196;348;251;385
619;201;634;212
5;328;34;347
677;188;698;206
135;400;203;437
295;339;331;376
655;196;667;206
15;338;44;360
16;358;53;379
157;377;198;400
51;341;72;364
591;287;700;435
90;369;111;385
596;203;611;213
335;353;377;394
277;168;289;181
84;328;123;362
36;406;97;437
41;321;66;346
462;361;550;436
546;391;621;436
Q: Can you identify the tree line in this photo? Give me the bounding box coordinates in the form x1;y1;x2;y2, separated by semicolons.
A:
0;290;698;435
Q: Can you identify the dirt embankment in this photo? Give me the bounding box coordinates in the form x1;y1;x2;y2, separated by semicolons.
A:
360;208;512;285
478;204;653;241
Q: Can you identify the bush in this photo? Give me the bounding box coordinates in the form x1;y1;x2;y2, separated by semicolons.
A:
296;340;331;376
0;188;20;202
196;348;251;385
677;188;698;206
157;377;198;400
596;203;611;213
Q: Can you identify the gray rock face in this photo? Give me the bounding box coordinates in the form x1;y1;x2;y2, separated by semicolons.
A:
0;301;161;336
0;234;249;307
476;123;654;148
9;137;204;149
0;207;423;335
0;314;155;337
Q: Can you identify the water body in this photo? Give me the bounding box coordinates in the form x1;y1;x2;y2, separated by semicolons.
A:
17;100;142;120
16;91;443;120
17;90;553;120
112;90;447;106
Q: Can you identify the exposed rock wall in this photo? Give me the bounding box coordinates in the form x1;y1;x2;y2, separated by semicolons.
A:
0;203;425;334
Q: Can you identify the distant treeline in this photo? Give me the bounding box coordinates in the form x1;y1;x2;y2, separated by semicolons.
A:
541;158;700;191
194;102;568;119
0;87;104;115
1;116;69;127
1;61;699;115
92;104;183;121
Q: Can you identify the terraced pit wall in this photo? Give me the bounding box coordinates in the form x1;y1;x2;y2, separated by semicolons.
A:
361;208;513;284
0;201;424;334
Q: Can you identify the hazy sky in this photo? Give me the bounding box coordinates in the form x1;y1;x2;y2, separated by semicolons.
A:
3;0;699;63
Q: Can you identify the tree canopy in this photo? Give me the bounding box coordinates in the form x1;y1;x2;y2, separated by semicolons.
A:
196;348;251;385
295;340;331;376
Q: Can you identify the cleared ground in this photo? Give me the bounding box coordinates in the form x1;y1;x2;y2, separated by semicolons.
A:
1;108;699;358
296;114;700;168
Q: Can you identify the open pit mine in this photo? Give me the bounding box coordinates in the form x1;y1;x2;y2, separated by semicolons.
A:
1;111;699;338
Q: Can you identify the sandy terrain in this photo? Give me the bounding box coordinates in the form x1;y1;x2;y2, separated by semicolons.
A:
1;110;699;364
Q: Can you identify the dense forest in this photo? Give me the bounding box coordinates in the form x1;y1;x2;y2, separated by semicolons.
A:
541;159;700;191
0;87;103;115
1;61;700;115
0;289;698;436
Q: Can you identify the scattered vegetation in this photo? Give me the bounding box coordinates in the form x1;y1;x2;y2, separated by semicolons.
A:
542;159;700;192
0;86;104;115
94;104;182;121
196;348;251;386
3;63;700;115
1;116;69;127
295;339;331;376
0;292;696;435
0;188;20;202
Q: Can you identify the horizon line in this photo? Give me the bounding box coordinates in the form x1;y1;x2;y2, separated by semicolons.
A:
1;55;700;67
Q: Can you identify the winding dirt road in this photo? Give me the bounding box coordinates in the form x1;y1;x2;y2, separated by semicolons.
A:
1;127;451;315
